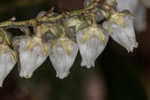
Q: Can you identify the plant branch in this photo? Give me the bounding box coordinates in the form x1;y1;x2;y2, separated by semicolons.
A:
0;1;112;29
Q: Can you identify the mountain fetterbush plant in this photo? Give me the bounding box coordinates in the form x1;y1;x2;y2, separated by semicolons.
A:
0;0;143;86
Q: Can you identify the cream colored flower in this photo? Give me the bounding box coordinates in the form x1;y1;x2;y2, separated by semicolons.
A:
49;36;78;79
103;15;138;52
0;45;17;87
18;36;48;78
77;24;109;68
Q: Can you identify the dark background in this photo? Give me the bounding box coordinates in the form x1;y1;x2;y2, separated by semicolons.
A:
0;0;149;100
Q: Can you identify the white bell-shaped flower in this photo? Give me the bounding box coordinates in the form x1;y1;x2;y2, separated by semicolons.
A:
103;15;138;52
77;24;109;68
49;36;78;79
0;45;17;87
116;0;138;13
18;36;48;78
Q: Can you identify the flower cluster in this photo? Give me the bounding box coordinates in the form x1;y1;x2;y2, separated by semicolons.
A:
0;0;139;86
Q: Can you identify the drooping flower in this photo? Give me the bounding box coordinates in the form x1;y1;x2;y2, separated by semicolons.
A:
0;44;17;87
77;23;109;68
103;13;138;52
49;36;78;79
18;36;48;78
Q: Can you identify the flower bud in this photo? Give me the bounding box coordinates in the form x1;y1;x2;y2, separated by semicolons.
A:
18;36;48;78
77;24;109;68
0;44;17;87
49;36;78;79
36;11;47;18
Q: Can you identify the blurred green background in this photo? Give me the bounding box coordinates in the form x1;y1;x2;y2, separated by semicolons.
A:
0;0;148;100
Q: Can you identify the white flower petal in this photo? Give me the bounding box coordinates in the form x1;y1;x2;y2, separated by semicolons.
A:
77;30;109;69
19;38;47;78
103;16;138;52
116;0;138;13
0;51;16;87
49;43;78;79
